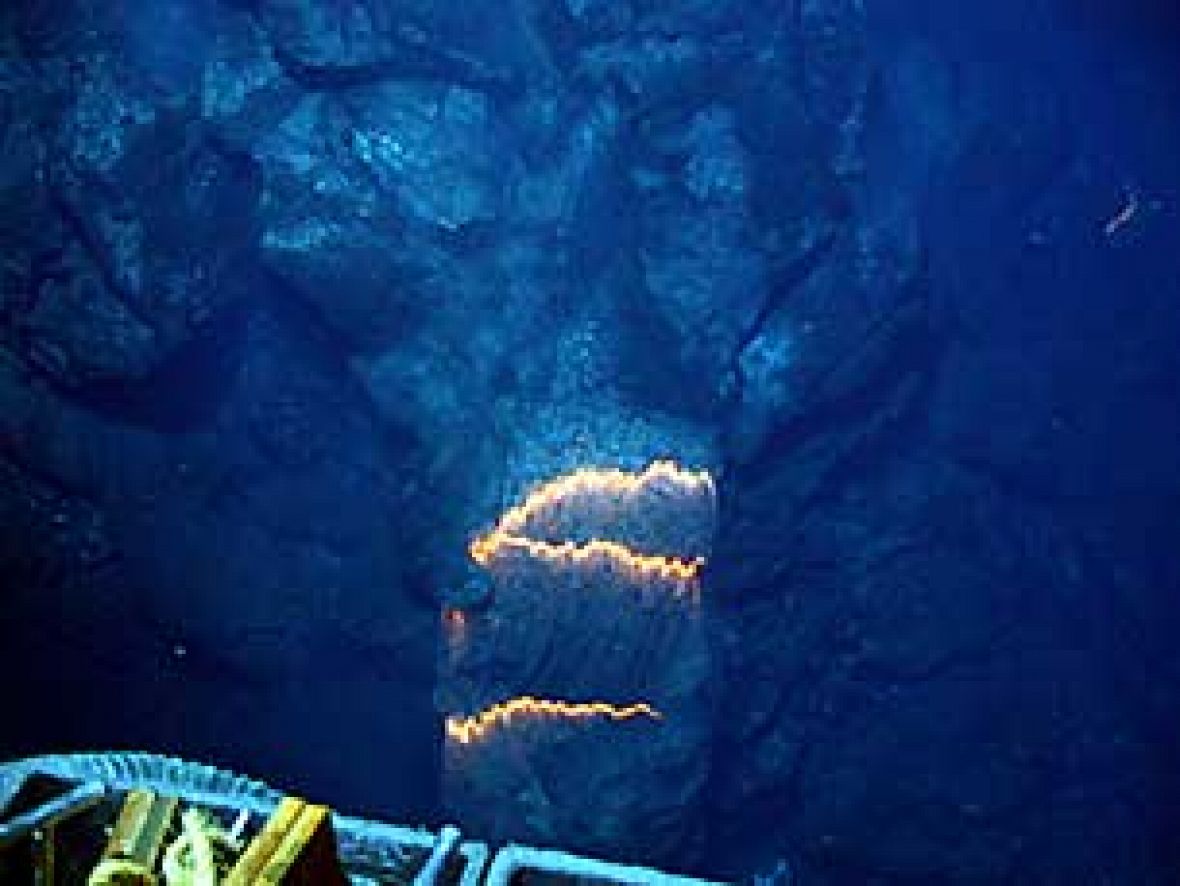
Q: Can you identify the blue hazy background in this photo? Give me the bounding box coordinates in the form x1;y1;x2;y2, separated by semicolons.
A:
1;0;1178;881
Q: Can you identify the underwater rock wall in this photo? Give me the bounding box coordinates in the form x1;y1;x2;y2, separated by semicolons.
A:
708;4;1180;881
441;462;717;865
1;0;1178;881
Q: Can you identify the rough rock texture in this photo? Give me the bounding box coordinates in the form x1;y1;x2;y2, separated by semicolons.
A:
1;0;1178;881
708;5;1180;882
441;464;717;866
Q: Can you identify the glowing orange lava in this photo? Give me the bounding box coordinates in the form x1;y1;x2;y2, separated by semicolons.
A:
468;460;714;582
446;695;662;744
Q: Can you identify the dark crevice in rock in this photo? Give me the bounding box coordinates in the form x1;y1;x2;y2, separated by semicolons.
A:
45;171;160;336
790;371;923;522
253;267;418;452
724;229;840;411
616;34;757;132
59;299;251;433
732;275;947;497
266;34;521;101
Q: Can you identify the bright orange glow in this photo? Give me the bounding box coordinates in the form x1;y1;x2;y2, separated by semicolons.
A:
470;535;704;582
491;460;714;536
469;460;713;583
446;695;662;744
